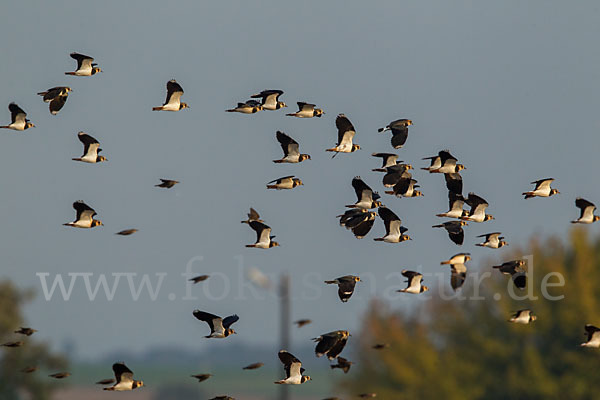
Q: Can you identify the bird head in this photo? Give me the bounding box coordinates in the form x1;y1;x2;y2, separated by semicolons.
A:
531;315;537;322
301;154;311;161
595;216;600;222
256;105;264;111
401;235;412;241
413;190;423;197
460;221;468;226
134;380;144;388
518;260;526;266
406;119;413;126
314;109;324;117
499;240;508;247
26;122;35;129
227;328;237;336
465;255;472;262
422;286;429;292
354;276;361;282
405;164;414;170
98;155;107;162
485;214;495;221
92;219;103;227
92;66;102;74
270;241;280;248
352;144;361;152
373;200;383;208
550;188;560;196
65;87;73;93
279;101;288;108
294;179;304;186
180;103;190;110
456;164;466;171
302;376;312;383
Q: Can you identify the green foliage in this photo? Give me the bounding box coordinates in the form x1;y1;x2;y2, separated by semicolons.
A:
0;280;68;400
344;229;600;399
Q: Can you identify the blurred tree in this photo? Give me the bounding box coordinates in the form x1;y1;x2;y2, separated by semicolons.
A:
343;229;600;399
0;280;68;400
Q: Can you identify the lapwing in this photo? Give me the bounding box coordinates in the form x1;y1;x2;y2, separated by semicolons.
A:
374;207;411;243
209;397;235;400
266;176;303;190
21;367;38;373
523;178;559;199
241;208;263;224
246;221;279;248
372;343;390;350
384;176;422;198
14;327;37;336
325;275;361;302
377;119;412;149
0;103;35;131
462;193;494;222
330;357;353;374
189;275;209;284
371;153;399;172
49;372;70;379
326;114;360;157
493;260;526;290
251;89;286;110
116;229;138;236
72;132;106;163
347;176;381;209
226;100;262;114
382;164;413;188
243;362;264;370
572;198;600;224
397;270;429;294
37;86;71;115
509;309;537;324
191;373;212;382
444;172;463;195
581;325;600;348
275;350;311;384
95;378;115;385
337;209;377;239
441;253;471;291
294;319;312;328
155;179;179;188
422;150;465;173
313;330;350;360
286;102;324;118
65;52;101;76
104;363;144;391
432;221;467;245
476;232;507;248
273;131;311;163
2;341;24;347
152;79;189;111
63;201;103;228
436;192;465;219
193;310;239;338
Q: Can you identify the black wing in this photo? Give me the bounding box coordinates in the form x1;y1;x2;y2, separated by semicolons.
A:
446;224;464;245
336;114;355;145
73;201;96;220
222;315;239;329
378;207;401;234
444;173;463;195
276;131;298;156
438;150;458;164
70;52;93;69
193;310;220;331
327;337;348;359
112;362;133;383
315;336;338;357
77;132;100;154
576;197;595;211
389;121;409;149
337;280;357;302
49;95;68;115
8;103;26;123
351;177;375;202
351;216;375;239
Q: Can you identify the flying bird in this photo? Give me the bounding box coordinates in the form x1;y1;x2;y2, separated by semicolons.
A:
251;89;287;110
273;131;311;163
104;363;144;391
572;198;600;224
286;102;324;118
116;229;138;236
461;193;494;222
152;79;189;111
523;178;559;199
326;114;360;156
193;310;239;338
337;209;377;239
37;86;71;115
422;150;465;173
72;132;106;163
65;52;102;76
21;367;38;373
371;153;400;172
243;362;264;370
493;260;527;290
330;357;353;374
155;179;179;188
432;221;467;245
382;164;413;187
189;275;210;284
49;372;70;379
191;373;212;382
2;341;24;347
294;319;312;328
95;378;115;385
226;100;263;114
509;309;537;324
476;232;507;248
372;343;390;350
14;327;37;336
241;208;263;224
246;221;279;249
346;176;381;209
63;201;103;228
444;172;463;195
266;175;303;190
397;270;429;294
440;253;471;290
312;330;350;360
0;103;35;130
581;325;600;348
384;176;422;198
275;350;311;384
374;207;411;243
324;275;361;302
377;119;412;149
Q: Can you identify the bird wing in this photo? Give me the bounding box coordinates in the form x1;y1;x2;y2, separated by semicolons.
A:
389;123;409;149
267;176;294;184
261;90;283;106
70;52;94;71
450;265;467;290
336;115;356;145
165;80;184;106
351;177;374;203
73;201;96;222
276;131;299;157
315;335;338;357
438;150;458;163
8;103;27;124
297;102;314;112
279;351;302;377
327;337;348;359
112;363;134;384
446;224;465;245
351;215;375;238
585;324;600;341
449;192;465;212
532;178;554;190
77;132;100;157
466;193;489;214
378;207;401;236
49;95;68;115
249;221;271;244
222;315;239;329
248;208;260;220
576;198;596;219
193;310;220;333
444;173;463;194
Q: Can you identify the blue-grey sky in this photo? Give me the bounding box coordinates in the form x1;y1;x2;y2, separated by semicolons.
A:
1;0;599;359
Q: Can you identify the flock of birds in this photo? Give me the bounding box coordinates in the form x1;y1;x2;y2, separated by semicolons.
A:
2;51;600;400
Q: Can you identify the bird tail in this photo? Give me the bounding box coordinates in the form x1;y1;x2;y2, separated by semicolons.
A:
522;192;534;199
64;72;76;75
372;168;386;172
435;213;446;218
420;167;431;171
326;147;336;152
285;113;295;117
36;91;47;96
241;220;249;224
492;265;500;269
266;185;278;189
373;238;384;241
103;388;115;391
245;244;256;248
0;126;8;129
475;243;484;247
324;280;337;284
432;224;443;228
274;381;284;384
378;127;389;133
272;159;284;163
344;204;357;208
152;107;162;111
440;260;451;265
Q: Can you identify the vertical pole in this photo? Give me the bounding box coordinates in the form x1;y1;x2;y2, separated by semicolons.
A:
279;273;290;400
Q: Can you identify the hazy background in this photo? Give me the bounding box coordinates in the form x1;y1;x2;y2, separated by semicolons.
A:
0;0;599;365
